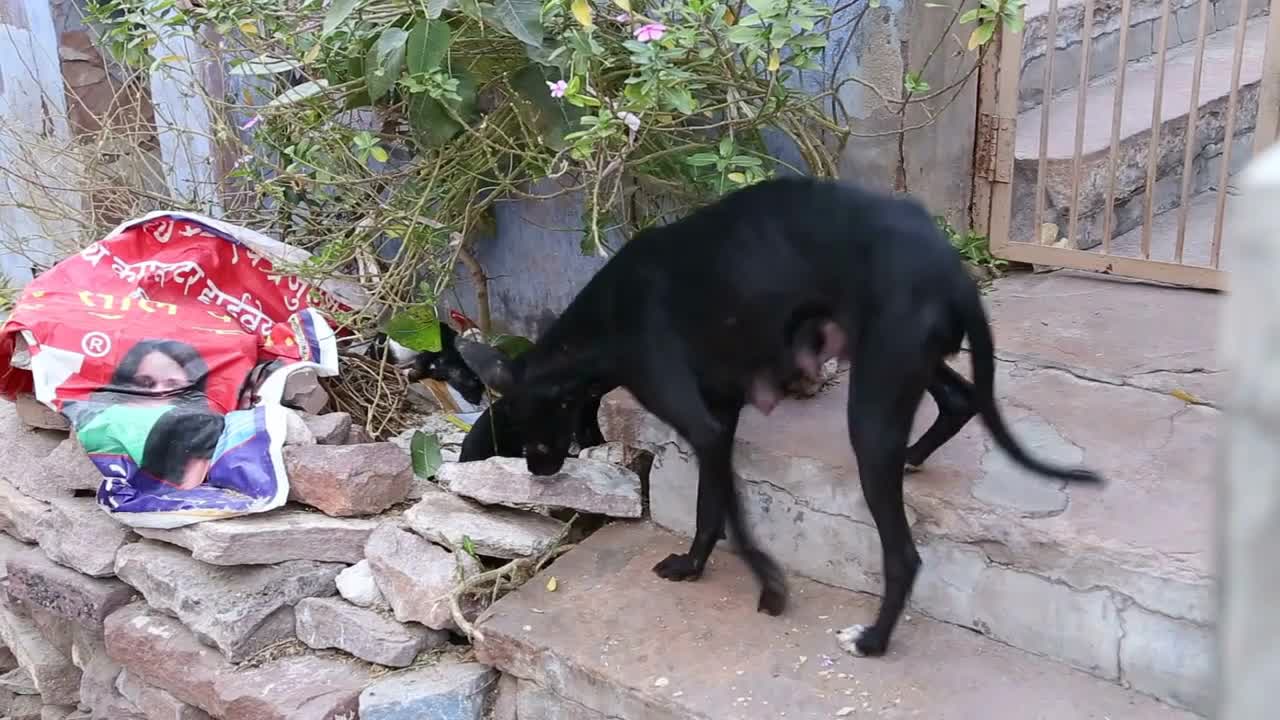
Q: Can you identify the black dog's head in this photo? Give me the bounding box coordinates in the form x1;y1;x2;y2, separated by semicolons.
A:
454;335;589;477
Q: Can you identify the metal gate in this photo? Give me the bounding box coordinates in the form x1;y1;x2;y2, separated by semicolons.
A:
974;0;1280;290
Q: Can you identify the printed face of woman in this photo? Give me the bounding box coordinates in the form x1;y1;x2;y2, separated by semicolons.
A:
132;351;192;396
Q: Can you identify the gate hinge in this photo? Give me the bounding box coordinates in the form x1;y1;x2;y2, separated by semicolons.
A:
975;112;1014;183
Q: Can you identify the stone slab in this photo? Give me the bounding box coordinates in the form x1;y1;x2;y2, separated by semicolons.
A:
0;481;49;543
116;669;214;720
136;507;377;565
285;443;412;516
4;549;134;628
404;484;565;559
35;498;135;578
303;412;353;445
0;405;99;501
474;522;1192;720
0;601;81;705
294;597;447;668
364;525;482;631
113;541;342;662
358;661;497;720
438;457;642;518
104;604;368;720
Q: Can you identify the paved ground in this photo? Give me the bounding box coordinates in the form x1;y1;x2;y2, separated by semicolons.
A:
476;522;1196;720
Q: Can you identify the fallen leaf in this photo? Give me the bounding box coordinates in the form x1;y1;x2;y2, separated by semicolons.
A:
546;576;558;592
571;0;595;28
1171;388;1200;404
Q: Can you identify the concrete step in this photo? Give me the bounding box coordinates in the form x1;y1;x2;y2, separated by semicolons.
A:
1108;185;1241;266
476;521;1196;720
595;271;1221;715
1019;0;1269;112
1011;13;1265;249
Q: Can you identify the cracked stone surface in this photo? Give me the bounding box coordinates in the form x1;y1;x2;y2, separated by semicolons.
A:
598;271;1218;714
474;522;1193;720
973;414;1078;516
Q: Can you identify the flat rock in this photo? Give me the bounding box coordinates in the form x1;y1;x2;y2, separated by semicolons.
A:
0;405;99;501
390;415;469;470
13;394;69;432
4;549;134;628
281;369;330;415
116;670;213;720
113;541;342;662
41;704;77;720
294;597;446;668
304;413;353;445
358;661;498;720
104;604;368;720
0;667;36;694
0;645;16;672
136;508;376;565
438;458;641;518
285;443;411;516
0;481;50;543
473;522;1193;720
35;498;135;578
0;600;81;705
335;560;388;609
404;485;564;559
9;694;41;720
365;525;481;631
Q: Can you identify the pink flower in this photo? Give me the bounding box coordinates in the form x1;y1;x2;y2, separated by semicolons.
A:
240;114;262;131
547;80;568;98
614;12;631;22
634;23;667;42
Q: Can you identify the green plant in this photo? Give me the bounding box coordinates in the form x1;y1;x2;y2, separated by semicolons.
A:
83;0;1024;342
936;216;1007;275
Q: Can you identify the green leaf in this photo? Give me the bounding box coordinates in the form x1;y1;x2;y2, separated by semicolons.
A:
903;70;930;94
460;535;478;558
491;333;535;358
958;8;980;24
491;0;544;47
510;64;582;149
266;79;330;108
386;305;443;351
323;0;363;35
686;152;719;167
425;0;455;18
726;25;760;45
664;87;695;114
967;21;996;50
366;28;409;102
408;70;477;147
407;19;451;75
410;430;444;479
369;146;389;162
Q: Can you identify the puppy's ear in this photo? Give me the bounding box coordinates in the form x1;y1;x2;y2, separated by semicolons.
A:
455;337;518;394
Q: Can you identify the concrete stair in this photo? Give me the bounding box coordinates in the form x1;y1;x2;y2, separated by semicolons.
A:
1011;0;1267;256
590;271;1221;716
475;521;1196;720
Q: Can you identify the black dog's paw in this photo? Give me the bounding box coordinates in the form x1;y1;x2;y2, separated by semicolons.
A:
745;548;788;616
903;462;923;474
836;624;888;657
652;553;702;581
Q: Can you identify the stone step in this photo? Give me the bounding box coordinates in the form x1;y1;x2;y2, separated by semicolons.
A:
1019;0;1269;112
595;271;1220;715
1011;13;1265;249
1108;185;1241;267
475;521;1195;720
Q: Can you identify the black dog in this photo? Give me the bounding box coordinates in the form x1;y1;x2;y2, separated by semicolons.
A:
366;323;486;405
453;177;1103;658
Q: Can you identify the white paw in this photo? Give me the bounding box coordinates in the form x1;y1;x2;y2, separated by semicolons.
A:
836;624;867;657
904;462;922;474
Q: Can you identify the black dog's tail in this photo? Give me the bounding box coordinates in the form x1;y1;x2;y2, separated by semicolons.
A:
957;284;1104;485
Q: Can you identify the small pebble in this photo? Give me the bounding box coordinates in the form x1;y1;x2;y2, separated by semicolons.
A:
654;677;670;688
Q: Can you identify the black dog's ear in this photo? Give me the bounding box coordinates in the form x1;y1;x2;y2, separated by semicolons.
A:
532;308;558;340
455;336;518;394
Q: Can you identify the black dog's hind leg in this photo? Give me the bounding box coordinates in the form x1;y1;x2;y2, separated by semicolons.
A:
840;319;932;657
904;363;976;471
